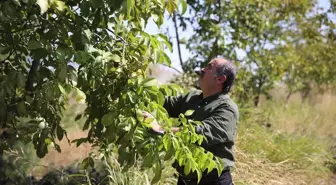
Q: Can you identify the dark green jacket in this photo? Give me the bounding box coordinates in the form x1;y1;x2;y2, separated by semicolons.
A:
164;90;239;177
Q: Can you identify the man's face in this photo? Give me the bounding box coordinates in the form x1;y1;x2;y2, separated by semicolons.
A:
198;60;218;91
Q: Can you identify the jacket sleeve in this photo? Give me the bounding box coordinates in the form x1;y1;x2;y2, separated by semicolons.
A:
163;94;186;118
195;104;238;147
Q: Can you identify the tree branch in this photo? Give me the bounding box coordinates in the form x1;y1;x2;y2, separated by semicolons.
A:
161;63;182;74
173;11;185;72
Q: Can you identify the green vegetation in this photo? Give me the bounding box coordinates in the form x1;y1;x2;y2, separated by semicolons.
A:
1;0;335;184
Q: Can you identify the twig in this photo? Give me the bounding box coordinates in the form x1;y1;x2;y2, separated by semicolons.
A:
5;60;17;71
106;28;128;44
161;63;182;74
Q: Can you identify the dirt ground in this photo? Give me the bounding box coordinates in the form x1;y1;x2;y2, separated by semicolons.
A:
32;129;92;177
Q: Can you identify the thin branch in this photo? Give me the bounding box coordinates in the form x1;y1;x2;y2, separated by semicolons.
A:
173;11;185;72
6;60;17;71
106;28;128;44
162;63;182;74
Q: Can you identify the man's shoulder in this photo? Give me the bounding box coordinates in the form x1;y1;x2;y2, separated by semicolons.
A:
182;89;202;101
187;89;202;97
219;95;239;117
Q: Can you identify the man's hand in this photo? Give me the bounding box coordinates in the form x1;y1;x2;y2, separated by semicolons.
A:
143;112;164;134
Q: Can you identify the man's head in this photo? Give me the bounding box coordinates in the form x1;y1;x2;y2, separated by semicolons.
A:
198;58;237;95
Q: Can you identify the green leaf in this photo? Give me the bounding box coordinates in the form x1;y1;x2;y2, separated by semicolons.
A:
158;34;172;52
12;0;21;6
58;84;66;94
106;54;121;63
166;0;178;14
72;138;88;147
16;73;25;88
127;0;134;18
82;157;91;169
45;87;53;101
32;48;48;59
27;40;43;50
196;169;202;184
36;0;49;14
57;126;64;140
92;9;101;28
215;157;224;176
162;51;172;66
55;144;61;153
143;152;153;168
184;110;194;116
16;101;27;116
102;113;113;126
56;47;66;61
127;92;135;103
180;0;187;15
0;47;12;55
37;143;48;158
184;160;191;175
142;78;158;87
54;0;66;11
80;1;90;17
58;66;67;82
157;92;165;106
88;157;94;167
178;155;184;166
162;134;171;150
207;160;216;173
92;0;103;9
164;146;174;161
151;162;162;184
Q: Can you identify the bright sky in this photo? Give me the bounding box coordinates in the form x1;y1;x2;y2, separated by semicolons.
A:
145;0;334;73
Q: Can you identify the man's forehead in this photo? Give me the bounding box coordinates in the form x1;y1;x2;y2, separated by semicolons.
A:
209;58;227;65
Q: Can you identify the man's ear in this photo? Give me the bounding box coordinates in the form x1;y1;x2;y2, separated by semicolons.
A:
217;75;227;84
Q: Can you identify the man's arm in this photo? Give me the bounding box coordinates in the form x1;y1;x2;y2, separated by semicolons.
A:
163;95;186;118
195;105;238;146
143;93;186;134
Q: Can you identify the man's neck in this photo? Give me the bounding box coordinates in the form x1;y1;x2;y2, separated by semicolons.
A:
202;89;222;99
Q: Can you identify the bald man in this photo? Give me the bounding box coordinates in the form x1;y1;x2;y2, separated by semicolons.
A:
145;58;239;185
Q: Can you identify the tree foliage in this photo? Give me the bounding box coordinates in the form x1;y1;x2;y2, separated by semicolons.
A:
173;0;336;105
0;0;224;183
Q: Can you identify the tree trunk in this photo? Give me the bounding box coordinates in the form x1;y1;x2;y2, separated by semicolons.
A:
285;91;292;104
254;94;260;107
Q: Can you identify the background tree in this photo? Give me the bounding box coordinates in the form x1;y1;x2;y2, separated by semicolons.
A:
172;0;336;105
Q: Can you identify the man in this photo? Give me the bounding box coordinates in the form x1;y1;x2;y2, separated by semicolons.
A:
144;58;239;185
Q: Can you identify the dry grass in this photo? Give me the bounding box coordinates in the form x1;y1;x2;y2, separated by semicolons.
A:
234;88;336;185
261;91;336;145
233;148;306;185
233;147;336;185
